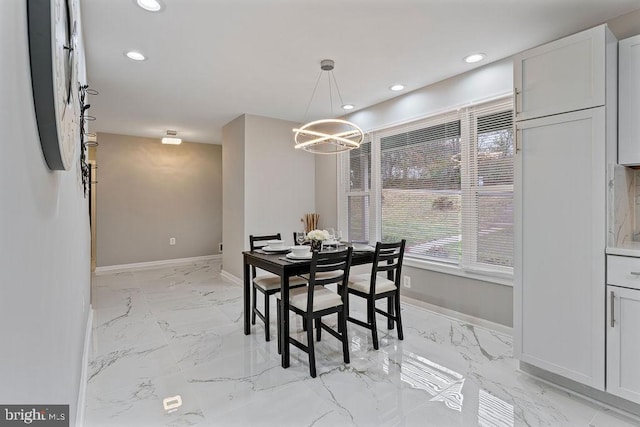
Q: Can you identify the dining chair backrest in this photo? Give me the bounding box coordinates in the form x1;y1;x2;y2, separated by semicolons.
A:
368;240;406;292
307;247;353;312
249;233;281;278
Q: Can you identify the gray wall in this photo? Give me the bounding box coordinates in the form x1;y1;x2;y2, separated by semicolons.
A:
96;133;222;267
316;58;515;327
0;2;90;423
608;8;640;39
314;154;338;230
222;114;316;279
222;116;246;279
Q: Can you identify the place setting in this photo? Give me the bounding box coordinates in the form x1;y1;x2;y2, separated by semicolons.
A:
281;245;313;262
256;239;290;254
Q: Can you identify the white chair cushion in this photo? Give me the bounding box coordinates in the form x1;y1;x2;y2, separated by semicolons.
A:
254;274;306;291
347;273;397;294
276;285;343;312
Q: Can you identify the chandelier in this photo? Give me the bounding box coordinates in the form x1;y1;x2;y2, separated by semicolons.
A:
293;60;364;154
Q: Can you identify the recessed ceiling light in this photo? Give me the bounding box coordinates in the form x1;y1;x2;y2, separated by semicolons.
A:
390;84;405;92
464;53;486;63
342;104;355;110
125;51;146;61
136;0;163;12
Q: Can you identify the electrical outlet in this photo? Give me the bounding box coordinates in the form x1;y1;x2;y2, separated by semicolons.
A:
169;237;176;245
403;275;411;288
219;242;223;252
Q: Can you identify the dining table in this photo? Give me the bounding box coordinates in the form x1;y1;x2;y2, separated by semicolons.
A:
243;245;376;368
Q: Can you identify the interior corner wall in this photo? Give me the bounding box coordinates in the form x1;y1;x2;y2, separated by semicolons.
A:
0;2;90;424
222;115;246;279
243;114;316;241
221;114;316;279
95;133;222;267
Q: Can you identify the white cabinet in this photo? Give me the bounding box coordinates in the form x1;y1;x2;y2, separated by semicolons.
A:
607;286;640;403
515;108;606;389
514;25;607;122
606;255;640;404
618;35;640;166
514;23;616;391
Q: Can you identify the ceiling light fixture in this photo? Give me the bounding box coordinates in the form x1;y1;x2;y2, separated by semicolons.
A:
342;104;355;110
293;59;364;154
136;0;163;12
161;130;182;145
390;84;405;91
464;53;486;63
125;50;146;61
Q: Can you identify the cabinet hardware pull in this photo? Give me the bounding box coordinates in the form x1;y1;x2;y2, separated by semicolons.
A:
610;290;615;328
630;272;640;276
513;88;520;116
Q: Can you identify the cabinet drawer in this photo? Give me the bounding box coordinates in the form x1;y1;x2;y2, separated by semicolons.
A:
607;255;640;290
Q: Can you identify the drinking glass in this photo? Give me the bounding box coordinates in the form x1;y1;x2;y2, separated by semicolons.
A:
295;231;306;245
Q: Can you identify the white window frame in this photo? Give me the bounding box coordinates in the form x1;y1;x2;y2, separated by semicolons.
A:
338;95;514;285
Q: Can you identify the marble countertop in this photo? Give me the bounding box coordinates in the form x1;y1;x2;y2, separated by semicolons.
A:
606;242;640;257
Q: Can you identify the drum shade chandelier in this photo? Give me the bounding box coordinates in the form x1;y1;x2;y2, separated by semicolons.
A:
293;59;364;154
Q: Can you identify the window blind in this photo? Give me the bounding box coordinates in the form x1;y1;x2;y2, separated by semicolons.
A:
378;111;462;263
346;140;371;242
461;99;514;272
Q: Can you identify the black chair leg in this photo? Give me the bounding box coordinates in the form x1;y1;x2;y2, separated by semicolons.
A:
315;318;322;341
251;286;257;325
369;298;379;350
395;292;404;340
277;299;282;354
387;296;395;330
306;318;316;378
264;293;270;342
340;310;350;363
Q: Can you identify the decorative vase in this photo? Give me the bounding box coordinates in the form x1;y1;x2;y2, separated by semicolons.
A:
310;240;323;252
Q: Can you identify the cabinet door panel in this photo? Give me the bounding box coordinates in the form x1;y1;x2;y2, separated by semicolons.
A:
515;108;605;389
607;286;640;404
514;25;605;121
618;35;640;166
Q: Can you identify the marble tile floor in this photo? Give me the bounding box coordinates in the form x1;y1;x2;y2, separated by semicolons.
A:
85;260;640;426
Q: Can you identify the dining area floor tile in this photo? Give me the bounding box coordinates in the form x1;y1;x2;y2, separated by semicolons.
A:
84;259;640;426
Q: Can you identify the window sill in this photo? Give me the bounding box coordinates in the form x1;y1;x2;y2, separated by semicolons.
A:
403;257;514;287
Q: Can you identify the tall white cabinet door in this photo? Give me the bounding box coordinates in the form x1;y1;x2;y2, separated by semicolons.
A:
514;25;606;122
618;35;640;166
607;285;640;403
515;107;605;389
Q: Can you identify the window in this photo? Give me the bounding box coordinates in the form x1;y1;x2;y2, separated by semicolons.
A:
339;97;513;277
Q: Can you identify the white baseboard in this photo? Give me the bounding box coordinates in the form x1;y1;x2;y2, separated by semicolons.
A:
95;254;222;275
402;296;513;336
221;270;242;286
75;305;93;427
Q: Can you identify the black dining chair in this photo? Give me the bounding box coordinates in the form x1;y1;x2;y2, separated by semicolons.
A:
342;240;406;350
276;247;353;378
250;233;307;342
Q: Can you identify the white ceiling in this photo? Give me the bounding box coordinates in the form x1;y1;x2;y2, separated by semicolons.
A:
81;0;640;144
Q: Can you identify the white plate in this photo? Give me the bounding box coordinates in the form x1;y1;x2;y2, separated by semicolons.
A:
286;252;312;260
352;245;374;252
262;246;289;253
